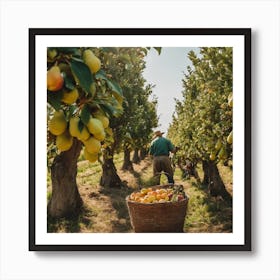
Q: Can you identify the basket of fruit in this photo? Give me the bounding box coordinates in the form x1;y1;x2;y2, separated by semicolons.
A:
126;184;188;232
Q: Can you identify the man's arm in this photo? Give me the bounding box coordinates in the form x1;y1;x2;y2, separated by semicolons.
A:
167;139;176;153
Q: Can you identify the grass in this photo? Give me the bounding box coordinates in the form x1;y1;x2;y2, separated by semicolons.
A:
47;205;97;233
183;181;232;232
47;154;233;233
182;163;233;233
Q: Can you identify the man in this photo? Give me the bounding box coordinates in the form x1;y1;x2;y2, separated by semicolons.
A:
149;130;176;185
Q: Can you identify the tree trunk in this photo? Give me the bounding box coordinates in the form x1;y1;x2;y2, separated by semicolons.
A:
202;160;211;185
100;147;123;188
132;148;140;164
203;160;232;202
48;139;83;218
140;148;147;160
122;146;134;171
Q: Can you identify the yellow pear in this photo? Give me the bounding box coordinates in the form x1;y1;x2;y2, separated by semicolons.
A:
105;127;113;136
56;131;73;152
87;117;104;136
69;117;90;141
228;96;233;108
47;66;64;91
61;88;79;105
218;147;227;160
95;114;109;129
48;111;67;136
227;131;233;144
83;137;101;154
69;117;80;137
215;139;222;150
84;148;99;163
94;131;106;141
210;152;216;161
77;126;90;141
83;50;101;74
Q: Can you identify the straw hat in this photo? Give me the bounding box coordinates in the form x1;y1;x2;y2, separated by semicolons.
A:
154;130;165;137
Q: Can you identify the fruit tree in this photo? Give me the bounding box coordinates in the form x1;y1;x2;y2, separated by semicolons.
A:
168;47;233;202
47;47;124;217
96;48;158;187
47;47;159;217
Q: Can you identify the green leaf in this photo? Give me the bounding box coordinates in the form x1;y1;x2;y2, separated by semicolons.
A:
47;92;63;111
95;69;107;80
99;103;122;118
95;70;123;100
70;59;93;93
56;47;80;55
64;75;75;90
47;98;61;111
68;105;77;117
112;91;124;105
78;119;84;133
153;47;162;55
80;104;91;125
107;79;123;96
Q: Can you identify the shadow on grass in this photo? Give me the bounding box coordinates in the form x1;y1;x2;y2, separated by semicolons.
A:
100;185;133;232
47;206;96;233
128;169;141;179
127;158;152;181
184;181;232;233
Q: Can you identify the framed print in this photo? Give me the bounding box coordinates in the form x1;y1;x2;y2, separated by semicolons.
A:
29;28;251;251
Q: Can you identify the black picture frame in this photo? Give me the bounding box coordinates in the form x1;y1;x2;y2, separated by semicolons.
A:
29;28;251;251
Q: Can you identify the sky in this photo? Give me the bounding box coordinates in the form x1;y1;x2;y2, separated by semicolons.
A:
142;47;200;134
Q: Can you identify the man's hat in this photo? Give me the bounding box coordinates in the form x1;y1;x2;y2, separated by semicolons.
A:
154;130;165;137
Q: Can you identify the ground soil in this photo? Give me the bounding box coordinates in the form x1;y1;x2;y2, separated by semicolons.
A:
47;157;232;233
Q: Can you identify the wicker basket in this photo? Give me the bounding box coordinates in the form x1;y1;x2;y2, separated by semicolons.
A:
126;184;188;233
